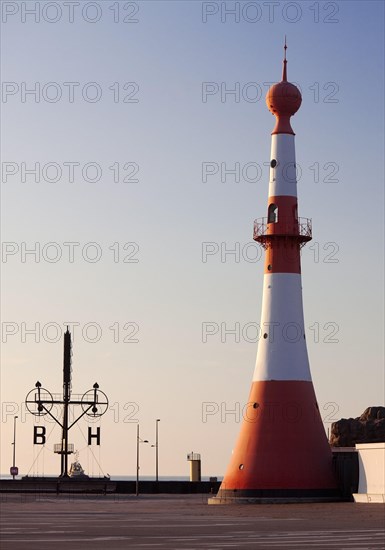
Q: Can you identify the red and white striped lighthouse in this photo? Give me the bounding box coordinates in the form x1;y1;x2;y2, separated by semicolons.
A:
210;43;339;503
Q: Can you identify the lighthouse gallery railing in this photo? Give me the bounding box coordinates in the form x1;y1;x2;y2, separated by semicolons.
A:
253;217;312;248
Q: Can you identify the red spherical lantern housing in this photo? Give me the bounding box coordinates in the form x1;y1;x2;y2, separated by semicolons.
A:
266;80;302;135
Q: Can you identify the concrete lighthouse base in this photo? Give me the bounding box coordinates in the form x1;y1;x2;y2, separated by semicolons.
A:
208;498;341;505
208;490;342;505
208;482;342;505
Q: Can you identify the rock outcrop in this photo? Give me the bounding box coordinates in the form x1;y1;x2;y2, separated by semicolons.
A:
330;407;385;447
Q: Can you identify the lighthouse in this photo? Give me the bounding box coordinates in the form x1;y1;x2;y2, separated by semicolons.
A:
209;43;339;503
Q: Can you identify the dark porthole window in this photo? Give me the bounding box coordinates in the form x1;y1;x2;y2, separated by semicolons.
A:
253;403;259;409
239;464;244;470
263;333;268;339
270;159;277;168
267;265;272;271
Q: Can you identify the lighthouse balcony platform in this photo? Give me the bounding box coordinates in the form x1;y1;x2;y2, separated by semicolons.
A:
253;217;312;248
54;443;74;454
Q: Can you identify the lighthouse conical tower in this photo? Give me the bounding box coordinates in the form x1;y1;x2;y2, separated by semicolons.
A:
209;43;339;503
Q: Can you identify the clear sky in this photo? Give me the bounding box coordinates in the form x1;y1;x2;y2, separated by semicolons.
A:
1;0;384;479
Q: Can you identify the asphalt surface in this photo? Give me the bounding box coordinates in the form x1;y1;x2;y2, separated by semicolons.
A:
0;494;384;549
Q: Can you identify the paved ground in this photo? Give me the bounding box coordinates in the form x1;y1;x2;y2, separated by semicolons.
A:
0;494;384;549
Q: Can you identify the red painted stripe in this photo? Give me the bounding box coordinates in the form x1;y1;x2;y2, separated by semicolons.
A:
267;196;298;222
264;241;301;274
219;380;337;491
264;195;302;274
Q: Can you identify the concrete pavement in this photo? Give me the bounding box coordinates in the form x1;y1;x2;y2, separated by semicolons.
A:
1;494;384;549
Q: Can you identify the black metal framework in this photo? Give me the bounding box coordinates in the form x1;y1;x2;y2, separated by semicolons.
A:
25;328;108;477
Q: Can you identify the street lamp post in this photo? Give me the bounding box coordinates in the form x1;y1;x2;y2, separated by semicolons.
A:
12;416;18;479
155;419;160;482
151;419;160;482
136;424;148;497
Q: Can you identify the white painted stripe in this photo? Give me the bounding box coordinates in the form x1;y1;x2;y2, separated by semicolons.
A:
269;134;298;198
253;272;311;381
